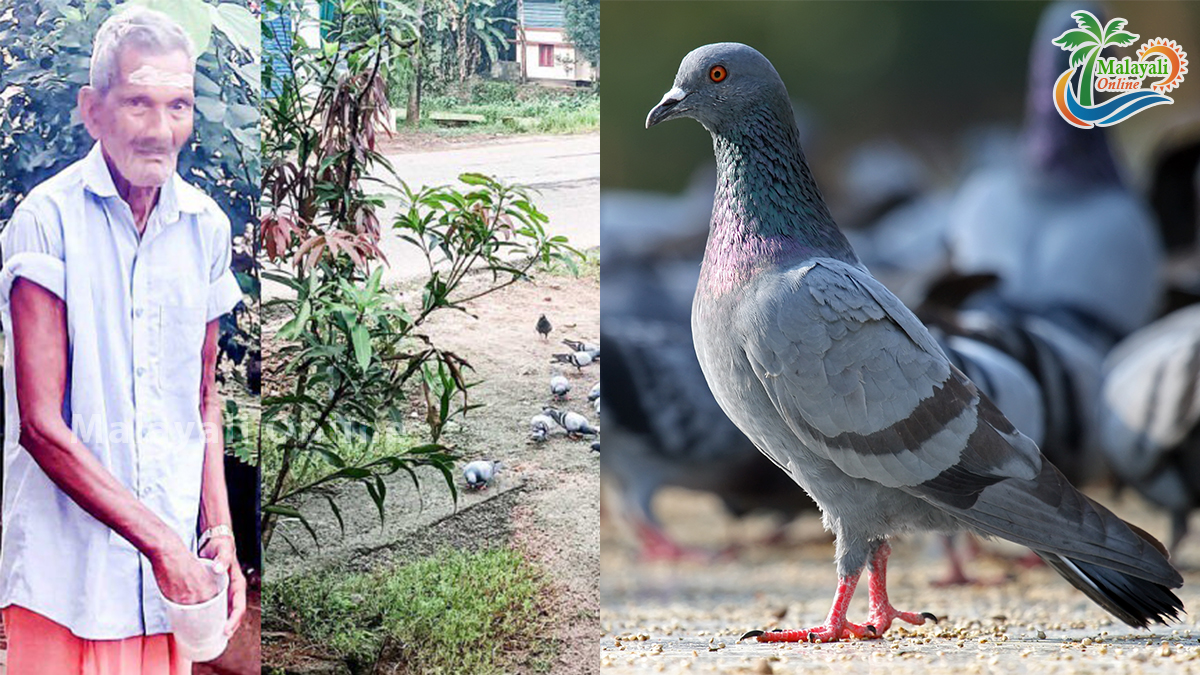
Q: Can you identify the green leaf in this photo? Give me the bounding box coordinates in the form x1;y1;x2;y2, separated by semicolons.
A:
195;96;227;123
122;0;214;55
320;493;345;534
351;323;372;371
210;3;260;54
263;505;319;544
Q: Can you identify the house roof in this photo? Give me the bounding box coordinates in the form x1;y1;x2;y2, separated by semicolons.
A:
523;0;564;29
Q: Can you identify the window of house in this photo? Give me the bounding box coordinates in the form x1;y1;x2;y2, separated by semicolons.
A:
538;44;554;68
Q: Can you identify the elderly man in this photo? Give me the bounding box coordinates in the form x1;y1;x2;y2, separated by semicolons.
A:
0;8;246;673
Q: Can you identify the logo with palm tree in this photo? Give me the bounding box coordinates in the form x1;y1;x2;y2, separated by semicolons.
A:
1051;10;1187;128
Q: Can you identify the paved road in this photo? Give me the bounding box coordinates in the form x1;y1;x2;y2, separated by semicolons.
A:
375;133;600;287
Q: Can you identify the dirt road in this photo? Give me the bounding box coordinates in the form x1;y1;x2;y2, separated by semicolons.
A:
375;133;600;287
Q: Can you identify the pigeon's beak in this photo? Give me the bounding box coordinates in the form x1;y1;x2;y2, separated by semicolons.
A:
646;86;689;128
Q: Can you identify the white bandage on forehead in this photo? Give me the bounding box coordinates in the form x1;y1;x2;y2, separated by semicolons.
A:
125;64;194;89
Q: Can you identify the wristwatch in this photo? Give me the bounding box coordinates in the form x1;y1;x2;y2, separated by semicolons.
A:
198;524;235;550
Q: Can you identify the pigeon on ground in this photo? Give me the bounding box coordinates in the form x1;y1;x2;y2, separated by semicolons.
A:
550;370;571;401
551;351;594;370
647;42;1182;641
591;441;600;454
536;314;552;340
530;413;556;442
945;5;1165;353
1098;304;1200;552
563;339;599;353
588;382;600;402
543;407;599;437
463;460;501;490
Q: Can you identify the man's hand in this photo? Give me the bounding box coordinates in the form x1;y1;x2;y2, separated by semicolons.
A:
199;535;246;636
150;542;219;605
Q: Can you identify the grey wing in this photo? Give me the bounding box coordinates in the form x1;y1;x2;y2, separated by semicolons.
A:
744;259;1177;584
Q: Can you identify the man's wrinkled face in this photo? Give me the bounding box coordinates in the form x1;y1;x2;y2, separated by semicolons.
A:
82;47;195;188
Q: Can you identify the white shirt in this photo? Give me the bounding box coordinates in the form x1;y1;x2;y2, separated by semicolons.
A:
0;142;243;639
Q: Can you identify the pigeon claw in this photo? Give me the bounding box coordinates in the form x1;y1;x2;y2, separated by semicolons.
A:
921;612;939;624
739;630;765;642
753;622;874;643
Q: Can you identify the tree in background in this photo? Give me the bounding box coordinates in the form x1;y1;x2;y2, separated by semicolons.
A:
562;0;598;70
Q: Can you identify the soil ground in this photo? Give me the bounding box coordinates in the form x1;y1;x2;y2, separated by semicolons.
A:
600;487;1200;674
263;267;600;674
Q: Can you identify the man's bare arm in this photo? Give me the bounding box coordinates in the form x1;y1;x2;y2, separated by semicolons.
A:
10;278;215;603
197;318;246;634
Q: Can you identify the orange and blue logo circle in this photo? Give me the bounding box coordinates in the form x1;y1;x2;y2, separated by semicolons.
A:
1052;10;1187;128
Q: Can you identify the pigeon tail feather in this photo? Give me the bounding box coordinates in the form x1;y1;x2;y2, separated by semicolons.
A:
1039;552;1184;628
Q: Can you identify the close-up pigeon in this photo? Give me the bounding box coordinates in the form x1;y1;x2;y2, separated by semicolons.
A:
537;313;552;340
463;459;502;491
647;41;1183;641
1098;304;1200;553
550;370;571;401
543;407;600;437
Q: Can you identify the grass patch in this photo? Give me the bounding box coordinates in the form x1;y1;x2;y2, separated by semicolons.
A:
402;83;599;135
264;547;549;674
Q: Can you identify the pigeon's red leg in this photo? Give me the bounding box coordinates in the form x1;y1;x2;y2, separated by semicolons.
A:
752;574;873;643
864;541;936;634
932;535;975;587
635;521;708;562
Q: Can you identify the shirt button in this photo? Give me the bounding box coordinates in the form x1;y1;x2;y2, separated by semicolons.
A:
140;428;148;438
135;308;144;318
136;367;145;377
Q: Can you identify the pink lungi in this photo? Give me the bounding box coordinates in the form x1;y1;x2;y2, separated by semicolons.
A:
2;605;191;675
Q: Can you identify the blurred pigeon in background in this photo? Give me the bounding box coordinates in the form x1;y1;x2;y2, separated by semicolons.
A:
603;316;816;559
650;41;1181;640
1099;304;1200;552
463;459;501;490
536;314;552;340
945;4;1166;355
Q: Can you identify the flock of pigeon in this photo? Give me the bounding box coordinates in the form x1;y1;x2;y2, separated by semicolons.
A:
606;2;1199;642
461;314;601;492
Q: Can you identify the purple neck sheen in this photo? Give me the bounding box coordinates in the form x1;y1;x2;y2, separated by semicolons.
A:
699;107;858;296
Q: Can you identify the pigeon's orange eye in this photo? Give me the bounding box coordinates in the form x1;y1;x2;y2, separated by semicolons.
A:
710;65;727;82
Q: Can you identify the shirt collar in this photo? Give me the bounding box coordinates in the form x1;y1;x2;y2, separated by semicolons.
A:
81;142;206;226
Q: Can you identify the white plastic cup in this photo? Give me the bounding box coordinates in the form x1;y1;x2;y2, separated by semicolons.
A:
161;558;230;662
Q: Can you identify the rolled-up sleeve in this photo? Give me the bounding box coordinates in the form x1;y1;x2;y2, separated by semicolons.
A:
207;216;243;322
0;208;67;313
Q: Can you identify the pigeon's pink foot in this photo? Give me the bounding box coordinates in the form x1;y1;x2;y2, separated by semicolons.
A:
745;574;877;643
635;522;708;562
866;541;937;634
749;619;875;643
